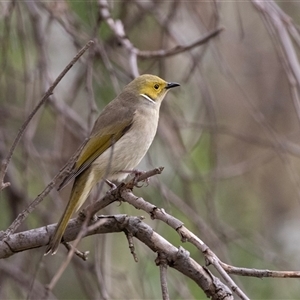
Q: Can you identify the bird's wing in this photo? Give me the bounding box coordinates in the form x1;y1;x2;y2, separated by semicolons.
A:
58;99;135;191
74;122;132;177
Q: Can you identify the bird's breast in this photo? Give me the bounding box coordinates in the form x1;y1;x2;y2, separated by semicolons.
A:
92;106;160;182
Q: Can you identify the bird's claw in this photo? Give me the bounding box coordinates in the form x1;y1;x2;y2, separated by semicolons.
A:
119;169;150;188
131;169;150;187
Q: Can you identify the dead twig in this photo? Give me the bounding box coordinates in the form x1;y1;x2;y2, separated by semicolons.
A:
2;139;87;239
220;262;300;278
0;40;94;191
156;252;170;300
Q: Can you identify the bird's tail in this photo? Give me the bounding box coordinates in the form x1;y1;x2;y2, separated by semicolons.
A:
45;169;94;255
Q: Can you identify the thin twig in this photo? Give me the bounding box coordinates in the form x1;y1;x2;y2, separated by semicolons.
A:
220;261;300;278
97;0;223;77
44;218;90;298
124;230;138;262
156;252;170;300
2;139;87;239
137;27;225;58
0;40;94;191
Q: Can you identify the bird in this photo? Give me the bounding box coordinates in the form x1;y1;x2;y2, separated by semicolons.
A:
45;74;180;255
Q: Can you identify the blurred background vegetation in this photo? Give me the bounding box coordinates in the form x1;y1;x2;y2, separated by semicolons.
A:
1;0;300;299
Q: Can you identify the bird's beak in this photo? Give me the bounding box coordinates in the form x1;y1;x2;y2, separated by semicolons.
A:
166;82;180;89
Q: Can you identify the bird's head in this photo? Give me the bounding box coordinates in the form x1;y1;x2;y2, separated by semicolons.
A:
124;74;180;105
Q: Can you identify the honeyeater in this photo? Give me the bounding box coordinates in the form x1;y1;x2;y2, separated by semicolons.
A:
45;74;180;255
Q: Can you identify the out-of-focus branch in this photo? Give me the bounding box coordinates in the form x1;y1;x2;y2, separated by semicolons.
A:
251;0;300;150
137;27;224;58
98;0;139;77
251;0;300;120
1;139;87;239
0;40;94;191
249;0;300;203
98;0;223;78
0;260;57;300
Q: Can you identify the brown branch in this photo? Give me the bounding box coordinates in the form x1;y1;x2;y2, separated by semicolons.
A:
98;0;139;77
137;27;225;58
0;40;94;191
251;0;300;120
97;0;223;77
185;122;300;158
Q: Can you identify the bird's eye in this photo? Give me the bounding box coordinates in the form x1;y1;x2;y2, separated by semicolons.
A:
154;84;159;90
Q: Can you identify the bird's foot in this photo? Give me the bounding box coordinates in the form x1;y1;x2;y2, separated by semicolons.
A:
121;169;150;187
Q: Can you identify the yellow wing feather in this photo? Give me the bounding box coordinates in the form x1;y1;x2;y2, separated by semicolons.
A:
58;99;135;191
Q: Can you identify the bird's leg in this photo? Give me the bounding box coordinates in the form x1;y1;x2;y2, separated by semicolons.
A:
132;169;149;187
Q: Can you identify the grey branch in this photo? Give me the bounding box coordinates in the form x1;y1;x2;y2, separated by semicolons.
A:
0;214;233;300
